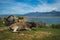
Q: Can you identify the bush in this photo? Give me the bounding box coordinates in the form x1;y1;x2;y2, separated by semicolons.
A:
0;20;5;27
50;24;60;29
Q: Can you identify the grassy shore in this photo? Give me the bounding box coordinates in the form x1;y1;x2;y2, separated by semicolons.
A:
0;27;60;40
0;19;60;40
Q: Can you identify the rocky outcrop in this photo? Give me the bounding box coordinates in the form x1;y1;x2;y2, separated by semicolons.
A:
2;15;18;26
2;15;47;32
9;22;31;32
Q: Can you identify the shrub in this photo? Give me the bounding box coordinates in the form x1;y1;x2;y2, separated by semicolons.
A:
50;24;60;29
0;20;5;27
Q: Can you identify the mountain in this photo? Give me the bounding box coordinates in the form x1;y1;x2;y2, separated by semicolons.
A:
23;10;60;16
0;10;60;16
0;14;23;16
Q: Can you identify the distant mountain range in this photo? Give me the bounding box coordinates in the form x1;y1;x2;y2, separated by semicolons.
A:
23;10;60;16
0;10;60;16
0;14;23;16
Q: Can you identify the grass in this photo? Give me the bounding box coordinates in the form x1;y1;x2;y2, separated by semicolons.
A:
0;27;60;40
0;20;60;40
0;20;6;27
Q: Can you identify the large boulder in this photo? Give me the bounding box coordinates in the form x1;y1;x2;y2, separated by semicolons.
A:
9;22;31;32
26;22;37;28
26;22;47;28
2;15;18;26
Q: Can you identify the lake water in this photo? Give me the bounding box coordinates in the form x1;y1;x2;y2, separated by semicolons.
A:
27;17;60;24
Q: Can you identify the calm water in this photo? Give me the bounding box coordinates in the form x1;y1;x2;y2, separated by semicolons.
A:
27;17;60;24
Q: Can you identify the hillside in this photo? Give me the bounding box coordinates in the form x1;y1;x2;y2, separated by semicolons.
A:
24;10;60;16
0;10;60;16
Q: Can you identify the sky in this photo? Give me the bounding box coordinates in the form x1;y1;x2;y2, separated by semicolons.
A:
0;0;60;14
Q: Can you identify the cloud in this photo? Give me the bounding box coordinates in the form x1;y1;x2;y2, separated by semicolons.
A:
0;0;60;14
0;3;34;14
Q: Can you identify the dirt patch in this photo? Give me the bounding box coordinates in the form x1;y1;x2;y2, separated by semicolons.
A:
0;27;8;31
34;31;52;38
17;31;52;40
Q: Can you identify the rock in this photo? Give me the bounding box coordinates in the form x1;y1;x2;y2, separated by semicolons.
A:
9;22;31;32
2;15;18;26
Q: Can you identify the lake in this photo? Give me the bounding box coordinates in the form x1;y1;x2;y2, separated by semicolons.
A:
26;17;60;24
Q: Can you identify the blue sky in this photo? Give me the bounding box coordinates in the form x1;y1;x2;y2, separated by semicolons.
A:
0;0;60;14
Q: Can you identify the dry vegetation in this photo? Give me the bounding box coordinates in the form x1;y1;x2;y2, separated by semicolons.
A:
0;16;60;40
0;27;60;40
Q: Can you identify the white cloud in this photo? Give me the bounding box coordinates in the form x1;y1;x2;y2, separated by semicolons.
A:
0;0;60;14
0;3;34;14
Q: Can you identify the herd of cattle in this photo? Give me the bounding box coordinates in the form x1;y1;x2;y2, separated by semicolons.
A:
2;15;47;32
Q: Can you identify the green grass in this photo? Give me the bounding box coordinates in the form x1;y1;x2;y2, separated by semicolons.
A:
0;27;60;40
0;20;6;27
0;19;60;40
